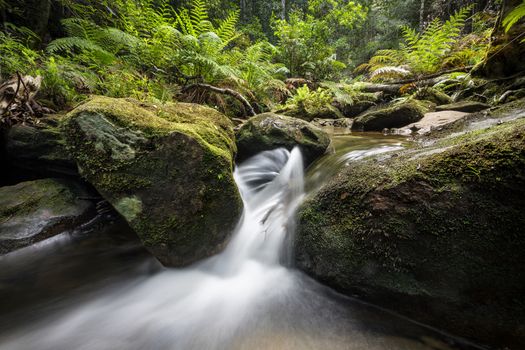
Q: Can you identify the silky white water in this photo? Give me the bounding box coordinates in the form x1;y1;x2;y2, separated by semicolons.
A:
0;145;472;350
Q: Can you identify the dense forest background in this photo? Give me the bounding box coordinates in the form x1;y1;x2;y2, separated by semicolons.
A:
0;0;523;120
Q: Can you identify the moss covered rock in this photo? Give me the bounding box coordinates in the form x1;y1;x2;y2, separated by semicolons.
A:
236;113;331;165
63;96;242;267
414;87;453;106
296;116;525;348
352;99;434;131
0;178;95;253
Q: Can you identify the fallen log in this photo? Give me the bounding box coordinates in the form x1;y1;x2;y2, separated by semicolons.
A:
182;83;256;117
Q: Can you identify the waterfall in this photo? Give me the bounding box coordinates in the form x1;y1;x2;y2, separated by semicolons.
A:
0;148;307;350
0;144;469;350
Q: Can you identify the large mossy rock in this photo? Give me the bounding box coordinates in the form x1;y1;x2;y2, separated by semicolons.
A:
63;96;242;266
0;178;95;254
236;112;331;165
296;117;525;348
352;99;434;131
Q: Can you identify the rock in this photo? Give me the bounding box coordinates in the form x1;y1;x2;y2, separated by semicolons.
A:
0;178;95;254
236;113;331;165
312;118;353;129
5;116;77;179
338;100;377;118
296;117;525;348
352;99;434;131
63;96;242;267
435;101;490;113
394;111;469;135
414;87;453;106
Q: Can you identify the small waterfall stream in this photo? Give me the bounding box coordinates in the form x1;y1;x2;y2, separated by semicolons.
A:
0;140;481;350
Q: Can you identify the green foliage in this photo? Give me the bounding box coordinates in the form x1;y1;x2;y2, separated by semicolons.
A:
278;84;340;117
503;0;525;42
360;6;489;81
0;28;40;79
273;1;367;80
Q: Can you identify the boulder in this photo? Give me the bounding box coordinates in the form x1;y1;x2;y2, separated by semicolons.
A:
435;101;490;113
394;111;469;135
0;178;95;254
352;99;434;131
5;116;77;179
236;113;331;165
413;87;453;106
63;96;243;266
296;116;525;348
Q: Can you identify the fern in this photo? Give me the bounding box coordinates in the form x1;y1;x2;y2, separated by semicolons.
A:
216;10;240;43
503;1;525;37
363;6;472;79
370;66;410;81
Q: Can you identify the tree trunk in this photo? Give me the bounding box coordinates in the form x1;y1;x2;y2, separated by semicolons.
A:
419;0;427;30
281;0;286;20
477;0;525;78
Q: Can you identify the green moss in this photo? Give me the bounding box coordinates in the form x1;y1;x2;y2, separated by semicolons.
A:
114;196;143;221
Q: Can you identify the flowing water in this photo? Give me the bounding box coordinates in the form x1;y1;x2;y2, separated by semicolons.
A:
0;133;485;350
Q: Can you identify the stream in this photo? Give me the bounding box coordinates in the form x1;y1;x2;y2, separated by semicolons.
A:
0;132;485;350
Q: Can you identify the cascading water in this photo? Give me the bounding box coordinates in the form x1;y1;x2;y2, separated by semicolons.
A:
0;143;479;350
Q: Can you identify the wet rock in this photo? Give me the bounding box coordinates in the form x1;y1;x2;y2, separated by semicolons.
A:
312;118;353;129
352;99;434;131
5;116;77;179
63;96;242;267
296;116;525;348
435;101;490;113
0;178;95;254
394;111;469;135
236;113;331;166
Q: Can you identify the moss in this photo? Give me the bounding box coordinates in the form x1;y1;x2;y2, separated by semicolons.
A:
64;96;236;164
114;196;143;221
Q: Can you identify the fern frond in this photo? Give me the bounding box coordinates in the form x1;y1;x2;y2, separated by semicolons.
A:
216;10;240;42
370;66;411;81
503;1;525;32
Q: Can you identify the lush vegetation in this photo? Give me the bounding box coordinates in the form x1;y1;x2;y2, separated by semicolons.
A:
0;0;519;119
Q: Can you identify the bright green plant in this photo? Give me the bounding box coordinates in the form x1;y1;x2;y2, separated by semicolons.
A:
273;1;367;80
359;7;474;80
503;0;525;42
0;28;40;78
